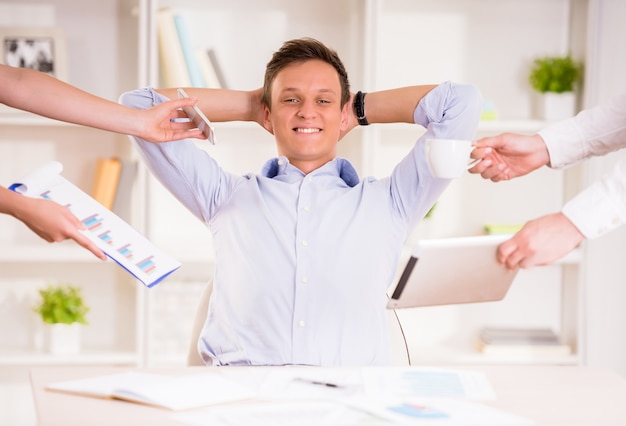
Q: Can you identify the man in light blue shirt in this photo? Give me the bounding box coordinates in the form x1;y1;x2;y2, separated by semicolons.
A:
121;38;482;366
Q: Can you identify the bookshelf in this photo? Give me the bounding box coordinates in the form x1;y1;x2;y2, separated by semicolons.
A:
1;0;625;375
137;0;584;367
0;0;141;366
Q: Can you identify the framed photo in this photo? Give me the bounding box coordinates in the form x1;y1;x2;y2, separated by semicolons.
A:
0;27;67;81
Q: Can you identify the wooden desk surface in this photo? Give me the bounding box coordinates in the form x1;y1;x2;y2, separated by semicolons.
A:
31;365;626;425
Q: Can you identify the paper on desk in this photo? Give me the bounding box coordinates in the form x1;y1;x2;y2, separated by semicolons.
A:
346;397;533;425
173;397;532;426
363;367;496;400
46;371;256;410
173;400;373;426
171;367;531;426
256;367;362;400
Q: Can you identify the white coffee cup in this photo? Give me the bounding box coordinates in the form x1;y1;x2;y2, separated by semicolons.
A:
425;138;478;179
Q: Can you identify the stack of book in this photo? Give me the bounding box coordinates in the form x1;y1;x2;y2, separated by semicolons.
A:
157;8;227;89
476;327;572;358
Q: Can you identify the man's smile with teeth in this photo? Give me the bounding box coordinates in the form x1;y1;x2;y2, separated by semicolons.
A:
295;127;321;133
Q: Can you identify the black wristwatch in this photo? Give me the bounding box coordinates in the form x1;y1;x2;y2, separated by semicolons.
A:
354;91;369;126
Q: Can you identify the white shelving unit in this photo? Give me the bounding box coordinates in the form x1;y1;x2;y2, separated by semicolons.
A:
0;0;142;367
134;0;585;367
3;0;626;373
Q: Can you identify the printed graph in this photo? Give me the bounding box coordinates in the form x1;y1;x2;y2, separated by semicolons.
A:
14;161;181;287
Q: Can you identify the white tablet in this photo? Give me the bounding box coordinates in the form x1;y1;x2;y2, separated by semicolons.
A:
387;235;518;309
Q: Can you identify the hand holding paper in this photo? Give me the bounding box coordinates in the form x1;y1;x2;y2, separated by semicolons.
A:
10;161;180;287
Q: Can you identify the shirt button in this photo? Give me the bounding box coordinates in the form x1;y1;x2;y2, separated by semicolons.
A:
278;159;284;166
301;276;308;284
307;176;313;183
302;240;309;247
303;206;310;212
298;320;306;328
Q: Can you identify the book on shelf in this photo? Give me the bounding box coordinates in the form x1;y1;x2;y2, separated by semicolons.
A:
9;161;180;287
196;48;227;89
157;7;191;87
158;7;227;89
172;13;205;87
46;371;255;411
207;48;228;88
111;159;137;219
90;157;121;210
476;327;572;357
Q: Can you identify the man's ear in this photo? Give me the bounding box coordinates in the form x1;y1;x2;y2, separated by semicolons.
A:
340;102;350;131
262;105;274;134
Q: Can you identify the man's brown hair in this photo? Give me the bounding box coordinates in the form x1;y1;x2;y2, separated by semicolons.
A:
262;38;350;110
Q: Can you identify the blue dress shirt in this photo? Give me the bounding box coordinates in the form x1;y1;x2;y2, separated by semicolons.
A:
120;82;482;366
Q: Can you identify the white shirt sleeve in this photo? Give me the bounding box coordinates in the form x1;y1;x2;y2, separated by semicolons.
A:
538;95;626;238
539;95;626;169
561;157;626;238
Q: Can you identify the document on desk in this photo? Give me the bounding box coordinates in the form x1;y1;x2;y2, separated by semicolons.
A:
362;367;496;400
45;371;256;410
172;367;531;426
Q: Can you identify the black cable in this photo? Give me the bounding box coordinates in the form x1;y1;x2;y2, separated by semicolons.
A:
387;294;411;365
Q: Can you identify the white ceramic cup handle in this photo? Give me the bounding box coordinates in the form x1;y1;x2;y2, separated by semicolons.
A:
466;146;480;169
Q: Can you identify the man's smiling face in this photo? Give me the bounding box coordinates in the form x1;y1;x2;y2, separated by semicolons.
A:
264;59;349;174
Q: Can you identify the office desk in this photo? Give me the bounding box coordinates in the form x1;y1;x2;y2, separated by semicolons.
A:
31;365;626;425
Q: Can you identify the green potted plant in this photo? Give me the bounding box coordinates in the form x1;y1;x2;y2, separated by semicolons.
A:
33;284;89;354
528;55;582;121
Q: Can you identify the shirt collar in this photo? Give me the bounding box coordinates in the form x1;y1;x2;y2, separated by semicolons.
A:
261;156;360;187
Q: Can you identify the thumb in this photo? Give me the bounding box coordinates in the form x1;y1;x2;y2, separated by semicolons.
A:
169;97;198;109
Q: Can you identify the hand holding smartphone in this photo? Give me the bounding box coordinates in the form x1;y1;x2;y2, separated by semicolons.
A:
177;88;216;144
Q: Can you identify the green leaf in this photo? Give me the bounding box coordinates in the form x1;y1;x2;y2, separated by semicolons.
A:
32;284;89;325
528;55;582;93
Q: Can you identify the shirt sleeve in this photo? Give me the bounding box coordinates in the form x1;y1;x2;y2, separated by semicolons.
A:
389;81;483;227
119;88;238;223
562;156;626;239
538;95;626;239
540;95;626;169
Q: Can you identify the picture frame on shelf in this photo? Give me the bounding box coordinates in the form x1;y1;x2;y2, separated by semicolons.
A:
0;26;67;115
0;26;67;81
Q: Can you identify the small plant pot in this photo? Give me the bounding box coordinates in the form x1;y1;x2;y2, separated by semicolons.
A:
46;323;81;355
537;92;577;122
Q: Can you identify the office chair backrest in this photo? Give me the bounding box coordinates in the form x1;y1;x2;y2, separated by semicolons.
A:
187;277;410;366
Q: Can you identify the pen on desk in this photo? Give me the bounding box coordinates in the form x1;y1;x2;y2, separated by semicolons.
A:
293;378;342;388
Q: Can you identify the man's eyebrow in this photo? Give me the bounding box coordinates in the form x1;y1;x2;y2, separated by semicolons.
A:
279;87;338;95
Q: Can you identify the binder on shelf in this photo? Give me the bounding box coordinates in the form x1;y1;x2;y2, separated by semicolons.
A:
90;157;121;210
157;7;191;87
9;161;181;287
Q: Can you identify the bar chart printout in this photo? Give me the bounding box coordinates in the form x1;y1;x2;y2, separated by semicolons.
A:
9;161;181;287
